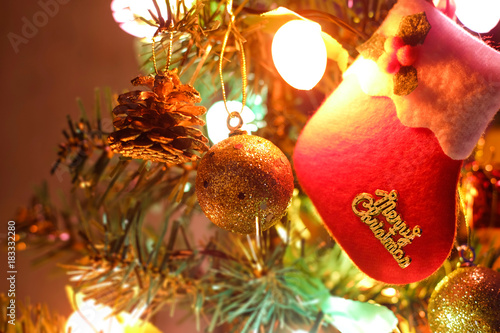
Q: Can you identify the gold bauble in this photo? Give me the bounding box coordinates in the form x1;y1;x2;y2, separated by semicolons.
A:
427;266;500;333
196;133;294;234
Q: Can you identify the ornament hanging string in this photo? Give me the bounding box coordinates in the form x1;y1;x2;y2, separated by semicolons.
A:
148;0;175;75
218;0;248;131
152;30;174;75
456;189;475;266
247;218;263;274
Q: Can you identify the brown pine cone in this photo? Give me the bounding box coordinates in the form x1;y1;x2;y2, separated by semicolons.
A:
108;69;209;165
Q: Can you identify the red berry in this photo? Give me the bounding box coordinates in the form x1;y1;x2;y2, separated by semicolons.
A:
384;36;405;54
378;53;401;74
397;45;419;67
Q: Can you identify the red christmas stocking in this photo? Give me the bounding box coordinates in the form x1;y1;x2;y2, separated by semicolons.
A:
294;0;500;284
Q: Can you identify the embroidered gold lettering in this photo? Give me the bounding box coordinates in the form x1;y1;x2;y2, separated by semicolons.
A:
352;189;421;269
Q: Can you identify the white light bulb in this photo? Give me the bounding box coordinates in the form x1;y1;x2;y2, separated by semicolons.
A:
111;0;195;38
206;101;256;144
66;299;124;333
272;19;327;90
455;0;500;33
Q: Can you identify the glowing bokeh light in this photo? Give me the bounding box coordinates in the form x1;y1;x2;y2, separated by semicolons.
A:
65;299;124;333
272;19;327;90
206;101;257;144
381;287;397;297
111;0;195;38
454;0;500;33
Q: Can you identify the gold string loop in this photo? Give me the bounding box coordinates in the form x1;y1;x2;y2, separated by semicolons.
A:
227;111;244;132
457;244;476;266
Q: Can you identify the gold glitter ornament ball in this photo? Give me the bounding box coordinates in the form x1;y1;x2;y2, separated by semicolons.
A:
427;266;500;333
196;133;294;234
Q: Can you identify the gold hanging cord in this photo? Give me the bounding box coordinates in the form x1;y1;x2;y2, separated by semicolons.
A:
152;31;174;75
457;189;475;266
149;0;175;75
218;0;248;130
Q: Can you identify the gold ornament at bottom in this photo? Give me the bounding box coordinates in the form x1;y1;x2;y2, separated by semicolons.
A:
195;133;294;234
427;266;500;333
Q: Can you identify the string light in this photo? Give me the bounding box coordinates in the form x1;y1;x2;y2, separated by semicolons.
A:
454;0;500;33
65;299;124;333
272;19;327;90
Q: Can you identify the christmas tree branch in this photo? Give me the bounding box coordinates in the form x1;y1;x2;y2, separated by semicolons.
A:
0;294;67;333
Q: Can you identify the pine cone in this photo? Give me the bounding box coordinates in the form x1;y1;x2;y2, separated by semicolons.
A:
108;69;209;165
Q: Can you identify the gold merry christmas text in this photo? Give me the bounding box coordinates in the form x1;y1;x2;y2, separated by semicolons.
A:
351;189;421;269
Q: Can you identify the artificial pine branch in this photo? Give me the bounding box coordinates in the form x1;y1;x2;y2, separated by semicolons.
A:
204;227;321;332
0;294;67;333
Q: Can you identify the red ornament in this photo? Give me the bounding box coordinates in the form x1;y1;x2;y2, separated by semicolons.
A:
461;164;500;229
294;74;462;284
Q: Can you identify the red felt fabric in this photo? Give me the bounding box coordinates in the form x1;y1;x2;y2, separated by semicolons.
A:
293;75;462;284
